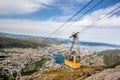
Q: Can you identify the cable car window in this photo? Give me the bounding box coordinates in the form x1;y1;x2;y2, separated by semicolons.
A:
65;56;69;60
76;56;80;62
69;56;73;61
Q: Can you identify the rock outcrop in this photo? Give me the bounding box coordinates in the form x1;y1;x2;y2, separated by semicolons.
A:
86;67;120;80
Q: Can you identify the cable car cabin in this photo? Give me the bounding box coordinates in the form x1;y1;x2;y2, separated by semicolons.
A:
64;32;81;69
64;52;81;69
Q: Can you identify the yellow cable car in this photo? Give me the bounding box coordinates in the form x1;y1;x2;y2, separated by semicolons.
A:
64;32;81;69
64;51;81;69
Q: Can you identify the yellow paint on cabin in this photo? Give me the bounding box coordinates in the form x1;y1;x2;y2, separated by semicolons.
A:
64;56;80;69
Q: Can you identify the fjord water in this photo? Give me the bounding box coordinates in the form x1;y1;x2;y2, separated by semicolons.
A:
81;45;119;52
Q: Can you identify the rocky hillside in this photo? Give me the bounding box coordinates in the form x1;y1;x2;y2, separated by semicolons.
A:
20;65;120;80
86;65;120;80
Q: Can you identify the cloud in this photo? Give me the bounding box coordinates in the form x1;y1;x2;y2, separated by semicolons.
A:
77;0;91;3
83;3;120;20
65;0;90;3
0;0;55;15
0;19;63;37
0;0;89;15
74;3;120;27
60;6;76;15
0;3;120;44
58;0;90;15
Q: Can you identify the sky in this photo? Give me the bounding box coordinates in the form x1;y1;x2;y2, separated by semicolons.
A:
0;0;120;44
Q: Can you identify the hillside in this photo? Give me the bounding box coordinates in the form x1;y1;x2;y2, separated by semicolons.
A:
20;49;120;80
20;67;101;80
97;49;120;66
86;65;120;80
81;49;120;66
0;36;60;49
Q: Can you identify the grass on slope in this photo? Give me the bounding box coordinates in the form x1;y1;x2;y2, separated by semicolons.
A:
33;67;101;80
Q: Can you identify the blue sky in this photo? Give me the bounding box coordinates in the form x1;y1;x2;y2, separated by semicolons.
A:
0;0;120;44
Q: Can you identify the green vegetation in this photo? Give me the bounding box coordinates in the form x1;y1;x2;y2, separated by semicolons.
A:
0;49;5;53
105;60;120;68
0;36;60;49
22;58;47;76
97;49;120;66
20;38;61;47
0;36;37;49
34;58;47;70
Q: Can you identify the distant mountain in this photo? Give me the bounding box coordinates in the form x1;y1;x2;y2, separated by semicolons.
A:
0;36;38;48
0;32;120;48
0;33;60;49
0;32;40;38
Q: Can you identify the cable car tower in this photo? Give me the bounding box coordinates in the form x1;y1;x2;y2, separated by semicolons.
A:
64;32;81;69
